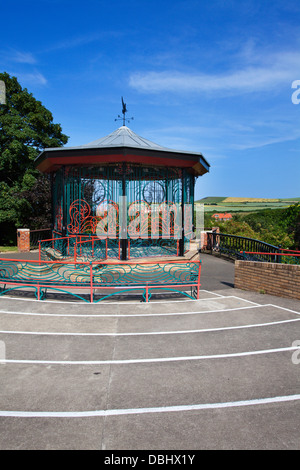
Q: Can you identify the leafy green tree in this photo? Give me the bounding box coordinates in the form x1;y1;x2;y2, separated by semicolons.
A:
204;204;300;250
0;72;68;244
243;204;300;249
293;209;300;250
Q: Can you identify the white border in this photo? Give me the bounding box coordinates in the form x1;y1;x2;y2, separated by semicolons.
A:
2;345;300;365
1;313;300;337
0;299;263;317
1;394;300;418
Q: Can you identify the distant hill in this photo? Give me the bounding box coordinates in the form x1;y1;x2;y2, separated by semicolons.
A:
197;197;227;204
196;196;300;203
195;196;300;213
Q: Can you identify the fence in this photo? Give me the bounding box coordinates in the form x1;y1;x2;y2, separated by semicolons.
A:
240;249;300;265
39;234;190;262
0;257;201;303
205;231;293;263
29;228;52;250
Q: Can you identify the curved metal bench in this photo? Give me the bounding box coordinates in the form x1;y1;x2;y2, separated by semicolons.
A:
0;258;201;303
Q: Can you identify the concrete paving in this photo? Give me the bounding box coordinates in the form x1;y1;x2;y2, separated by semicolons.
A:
0;252;299;450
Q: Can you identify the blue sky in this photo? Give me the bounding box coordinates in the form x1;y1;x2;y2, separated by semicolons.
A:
1;0;299;200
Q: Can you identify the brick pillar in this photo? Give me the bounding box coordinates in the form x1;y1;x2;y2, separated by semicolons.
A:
212;226;220;250
200;231;208;250
17;229;30;252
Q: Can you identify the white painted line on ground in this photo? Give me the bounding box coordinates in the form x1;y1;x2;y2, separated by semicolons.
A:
1;314;300;337
231;296;261;306
1;394;300;418
2;345;299;365
268;304;300;315
0;302;266;318
200;289;225;297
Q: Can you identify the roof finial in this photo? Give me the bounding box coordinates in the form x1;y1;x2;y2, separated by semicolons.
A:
115;97;134;126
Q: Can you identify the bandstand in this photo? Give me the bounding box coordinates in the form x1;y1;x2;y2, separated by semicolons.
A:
35;124;210;261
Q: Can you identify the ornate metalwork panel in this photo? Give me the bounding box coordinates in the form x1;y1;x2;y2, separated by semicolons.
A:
52;163;195;259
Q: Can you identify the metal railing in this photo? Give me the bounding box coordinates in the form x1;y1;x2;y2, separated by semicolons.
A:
30;228;52;250
240;249;300;265
205;231;289;263
0;257;201;303
39;234;189;261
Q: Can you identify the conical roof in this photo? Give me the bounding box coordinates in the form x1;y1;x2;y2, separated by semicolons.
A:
82;126;167;151
35;125;210;176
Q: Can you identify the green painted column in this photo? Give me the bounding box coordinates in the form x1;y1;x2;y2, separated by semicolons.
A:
179;169;185;257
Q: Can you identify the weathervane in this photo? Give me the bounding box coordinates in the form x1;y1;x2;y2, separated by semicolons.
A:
115;97;134;126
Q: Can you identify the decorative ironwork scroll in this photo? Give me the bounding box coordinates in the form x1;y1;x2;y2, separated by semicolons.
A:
52;163;195;259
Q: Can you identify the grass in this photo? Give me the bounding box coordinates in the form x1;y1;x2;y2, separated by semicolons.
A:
0;246;18;253
197;196;300;203
195;196;300;213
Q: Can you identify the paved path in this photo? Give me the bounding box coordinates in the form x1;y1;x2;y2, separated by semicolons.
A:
0;253;299;450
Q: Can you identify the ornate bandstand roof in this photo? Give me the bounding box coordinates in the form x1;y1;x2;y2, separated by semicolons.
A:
35;125;210;176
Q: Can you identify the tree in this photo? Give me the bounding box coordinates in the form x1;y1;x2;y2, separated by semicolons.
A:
0;72;68;244
204;204;300;250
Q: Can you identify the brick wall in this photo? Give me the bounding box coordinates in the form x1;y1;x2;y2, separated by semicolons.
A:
234;260;300;300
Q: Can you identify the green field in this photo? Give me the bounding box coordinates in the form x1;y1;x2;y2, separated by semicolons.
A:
195;196;300;213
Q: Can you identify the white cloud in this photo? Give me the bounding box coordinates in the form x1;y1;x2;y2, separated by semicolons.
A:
45;31;122;53
0;48;47;88
11;50;37;64
17;71;48;86
129;51;300;95
231;129;300;150
0;49;37;64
